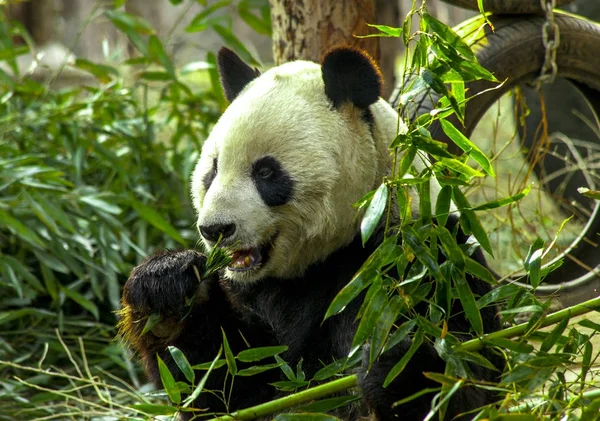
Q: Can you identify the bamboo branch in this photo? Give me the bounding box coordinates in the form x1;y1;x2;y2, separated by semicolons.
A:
209;375;358;420
457;295;600;353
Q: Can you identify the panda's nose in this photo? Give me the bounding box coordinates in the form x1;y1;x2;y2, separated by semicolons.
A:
199;223;236;242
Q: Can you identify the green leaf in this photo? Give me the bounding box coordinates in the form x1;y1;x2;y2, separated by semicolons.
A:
131;200;186;245
184;347;223;407
168;346;195;384
237;363;283;376
313;353;362;381
105;9;154;34
402;226;446;283
352;278;387;350
370;295;404;364
436;226;465;269
439;119;494;176
148;35;176;78
356;24;402;38
523;238;544;288
436;158;484;179
465;257;496;286
221;328;237;375
60;285;99;320
472;185;531;211
0;208;45;248
157;355;181;404
130;404;178;415
324;269;376;320
578;187;600;200
435;185;452;227
191;359;227;370
476;284;517;309
186;0;231;32
483;337;534;354
74;59;119;83
452;271;483;335
383;328;423;387
236;345;288;362
540;317;569;353
238;1;271;35
275;355;296;381
452;187;493;256
213;24;260;66
423;13;475;61
361;183;388;245
141;313;162;335
80;195;122;215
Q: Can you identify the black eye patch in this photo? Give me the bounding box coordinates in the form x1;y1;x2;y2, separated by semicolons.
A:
251;156;294;207
203;157;218;191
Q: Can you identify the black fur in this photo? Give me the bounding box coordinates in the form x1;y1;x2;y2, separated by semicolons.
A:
202;157;218;191
217;47;261;102
252;156;295;207
121;216;502;420
322;47;383;109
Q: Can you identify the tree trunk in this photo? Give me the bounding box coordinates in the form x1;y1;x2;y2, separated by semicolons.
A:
376;0;400;98
269;0;379;65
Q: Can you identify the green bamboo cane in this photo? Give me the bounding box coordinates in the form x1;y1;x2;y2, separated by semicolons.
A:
209;375;358;420
206;296;600;420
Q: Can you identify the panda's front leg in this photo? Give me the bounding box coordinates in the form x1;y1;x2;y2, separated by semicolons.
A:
359;339;496;421
119;250;275;415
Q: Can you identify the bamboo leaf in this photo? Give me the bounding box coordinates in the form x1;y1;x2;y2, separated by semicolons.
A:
236;346;288;362
130;404;178;415
439;119;494;176
524;238;544;288
325;270;376;320
453;271;483;336
168;346;195;384
131;200;186;245
361;183;388;245
157;355;181;404
383;328;423;387
237;363;283;376
221;328;237;375
471;185;531;211
352;278;387;350
184;347;223;407
452;187;493;256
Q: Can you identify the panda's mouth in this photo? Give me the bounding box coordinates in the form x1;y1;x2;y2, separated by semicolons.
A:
227;234;276;273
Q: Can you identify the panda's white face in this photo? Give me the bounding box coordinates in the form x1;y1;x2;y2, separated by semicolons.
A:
191;48;402;282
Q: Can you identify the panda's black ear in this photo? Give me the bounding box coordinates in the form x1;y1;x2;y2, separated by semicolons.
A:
217;47;261;102
321;47;382;109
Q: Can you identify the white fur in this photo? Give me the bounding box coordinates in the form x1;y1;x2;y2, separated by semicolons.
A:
191;59;442;282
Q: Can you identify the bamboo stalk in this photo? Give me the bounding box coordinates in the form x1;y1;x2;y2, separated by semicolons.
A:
457;295;600;353
210;375;358;420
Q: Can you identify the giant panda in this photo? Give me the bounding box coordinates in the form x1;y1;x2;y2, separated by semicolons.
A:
120;46;502;420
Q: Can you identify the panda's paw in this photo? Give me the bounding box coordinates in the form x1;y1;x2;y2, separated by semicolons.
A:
122;250;212;319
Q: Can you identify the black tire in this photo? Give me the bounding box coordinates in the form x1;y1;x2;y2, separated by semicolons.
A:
389;13;600;301
440;0;574;14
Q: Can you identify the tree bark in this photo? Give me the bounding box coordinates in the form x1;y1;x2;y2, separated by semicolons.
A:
376;0;400;98
269;0;379;65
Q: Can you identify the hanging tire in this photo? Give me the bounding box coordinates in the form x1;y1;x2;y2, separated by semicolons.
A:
439;0;574;14
389;13;600;304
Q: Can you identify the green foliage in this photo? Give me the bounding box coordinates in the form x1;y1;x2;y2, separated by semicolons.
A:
1;0;599;420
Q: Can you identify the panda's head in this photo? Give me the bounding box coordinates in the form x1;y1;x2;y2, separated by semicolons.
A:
191;47;405;282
